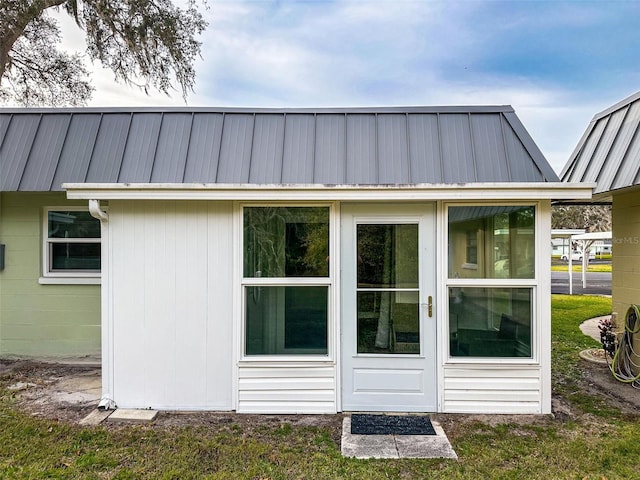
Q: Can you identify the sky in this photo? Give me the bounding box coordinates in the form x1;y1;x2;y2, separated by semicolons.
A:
49;0;640;175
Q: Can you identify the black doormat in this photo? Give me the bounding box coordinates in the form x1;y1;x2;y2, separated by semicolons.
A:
350;414;436;435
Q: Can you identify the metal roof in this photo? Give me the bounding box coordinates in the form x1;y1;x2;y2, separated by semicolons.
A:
561;90;640;196
0;106;558;191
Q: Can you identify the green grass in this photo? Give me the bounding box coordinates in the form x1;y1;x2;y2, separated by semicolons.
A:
2;295;639;479
551;264;612;272
550;294;615;416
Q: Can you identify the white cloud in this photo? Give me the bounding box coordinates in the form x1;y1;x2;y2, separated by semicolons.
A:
31;1;640;173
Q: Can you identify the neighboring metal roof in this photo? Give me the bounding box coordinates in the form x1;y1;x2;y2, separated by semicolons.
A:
561;90;640;196
0;106;558;191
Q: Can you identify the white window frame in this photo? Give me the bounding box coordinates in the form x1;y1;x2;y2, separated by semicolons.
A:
239;202;337;362
40;206;102;284
443;201;539;364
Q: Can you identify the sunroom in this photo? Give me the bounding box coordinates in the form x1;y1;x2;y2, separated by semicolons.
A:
1;106;591;414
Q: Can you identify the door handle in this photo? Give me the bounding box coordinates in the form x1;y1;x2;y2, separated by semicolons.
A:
428;296;433;318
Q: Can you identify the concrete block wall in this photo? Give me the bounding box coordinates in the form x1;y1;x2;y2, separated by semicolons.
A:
611;189;640;373
0;192;101;358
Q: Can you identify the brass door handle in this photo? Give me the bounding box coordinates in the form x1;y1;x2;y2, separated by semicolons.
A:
428;296;433;317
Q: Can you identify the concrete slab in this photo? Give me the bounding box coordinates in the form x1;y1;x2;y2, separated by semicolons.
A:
79;409;112;426
51;372;101;405
394;423;458;459
108;409;158;423
579;315;610;342
341;417;457;459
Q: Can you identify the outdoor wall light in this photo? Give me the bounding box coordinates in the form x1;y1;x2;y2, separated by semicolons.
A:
0;244;5;271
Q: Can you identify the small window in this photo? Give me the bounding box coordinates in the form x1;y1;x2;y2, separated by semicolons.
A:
466;230;478;265
44;209;101;277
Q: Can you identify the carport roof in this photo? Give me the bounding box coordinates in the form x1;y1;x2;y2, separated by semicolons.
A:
0;105;559;191
561;90;640;198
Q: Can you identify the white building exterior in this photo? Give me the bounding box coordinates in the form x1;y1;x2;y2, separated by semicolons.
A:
1;106;593;414
66;184;590;414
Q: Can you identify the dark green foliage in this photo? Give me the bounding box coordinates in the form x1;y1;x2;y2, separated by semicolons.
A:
0;0;206;106
552;205;612;231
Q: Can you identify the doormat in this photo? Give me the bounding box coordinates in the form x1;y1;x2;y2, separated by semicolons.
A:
350;414;436;435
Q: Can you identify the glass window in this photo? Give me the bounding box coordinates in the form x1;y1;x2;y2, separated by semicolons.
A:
448;206;535;279
357;291;419;354
243;205;331;357
449;287;532;358
245;286;328;355
45;210;101;275
357;223;420;354
357;224;418;289
243;207;329;278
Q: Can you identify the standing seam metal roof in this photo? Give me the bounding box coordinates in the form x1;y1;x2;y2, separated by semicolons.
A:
0;106;558;191
561;90;640;195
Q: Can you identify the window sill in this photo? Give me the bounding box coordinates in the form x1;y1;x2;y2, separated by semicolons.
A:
39;277;101;285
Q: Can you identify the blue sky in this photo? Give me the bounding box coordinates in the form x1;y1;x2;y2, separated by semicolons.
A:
55;0;640;174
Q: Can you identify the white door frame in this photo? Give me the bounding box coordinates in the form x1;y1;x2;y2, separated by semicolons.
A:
340;203;437;412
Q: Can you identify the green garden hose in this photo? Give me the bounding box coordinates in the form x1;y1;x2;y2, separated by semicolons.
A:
608;304;640;387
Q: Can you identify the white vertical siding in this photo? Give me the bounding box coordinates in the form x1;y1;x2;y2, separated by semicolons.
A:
443;366;542;413
109;200;234;410
237;364;336;413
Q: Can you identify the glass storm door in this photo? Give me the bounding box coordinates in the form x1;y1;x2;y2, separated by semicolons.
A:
341;204;436;412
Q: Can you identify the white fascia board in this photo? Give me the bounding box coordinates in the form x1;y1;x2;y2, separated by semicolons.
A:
63;182;595;201
571;231;612;241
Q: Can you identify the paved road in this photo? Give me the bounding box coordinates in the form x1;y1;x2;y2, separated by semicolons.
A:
551;271;611;295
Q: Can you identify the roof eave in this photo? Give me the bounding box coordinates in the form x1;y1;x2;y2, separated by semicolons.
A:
63;182;594;202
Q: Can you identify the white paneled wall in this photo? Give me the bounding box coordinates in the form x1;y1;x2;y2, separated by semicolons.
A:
237;364;336;413
443;366;543;413
109;200;234;410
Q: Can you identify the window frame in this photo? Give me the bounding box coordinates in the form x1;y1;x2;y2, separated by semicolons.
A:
444;202;538;364
239;202;336;361
41;206;102;282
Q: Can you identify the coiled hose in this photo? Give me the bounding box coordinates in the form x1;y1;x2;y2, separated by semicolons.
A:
608;304;640;388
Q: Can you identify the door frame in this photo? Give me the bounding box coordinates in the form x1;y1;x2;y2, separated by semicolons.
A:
340;203;437;412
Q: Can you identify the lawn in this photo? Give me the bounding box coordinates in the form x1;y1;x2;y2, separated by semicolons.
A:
551;263;612;273
2;295;639;479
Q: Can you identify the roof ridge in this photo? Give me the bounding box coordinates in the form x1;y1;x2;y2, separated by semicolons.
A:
0;105;515;115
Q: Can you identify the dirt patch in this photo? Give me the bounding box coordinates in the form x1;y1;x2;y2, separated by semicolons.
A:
1;357;637;441
0;359;344;442
577;356;640;413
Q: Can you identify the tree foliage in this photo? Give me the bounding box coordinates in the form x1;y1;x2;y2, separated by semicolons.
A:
552;204;612;232
0;0;207;106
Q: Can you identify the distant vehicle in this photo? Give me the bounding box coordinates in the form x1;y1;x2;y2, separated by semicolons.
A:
561;250;595;262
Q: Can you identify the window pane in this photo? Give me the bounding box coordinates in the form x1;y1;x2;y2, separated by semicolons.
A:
51;243;101;271
449;287;532;357
357;224;418;288
448;206;535;279
245;286;328;355
357;290;419;354
243;207;329;277
48;211;100;238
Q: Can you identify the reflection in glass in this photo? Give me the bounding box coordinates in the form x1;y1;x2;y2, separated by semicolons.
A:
51;243;101;271
449;287;532;357
356;223;420;355
357;291;419;354
243;207;329;278
48;211;101;238
448;206;535;279
245;286;328;355
357;224;418;288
